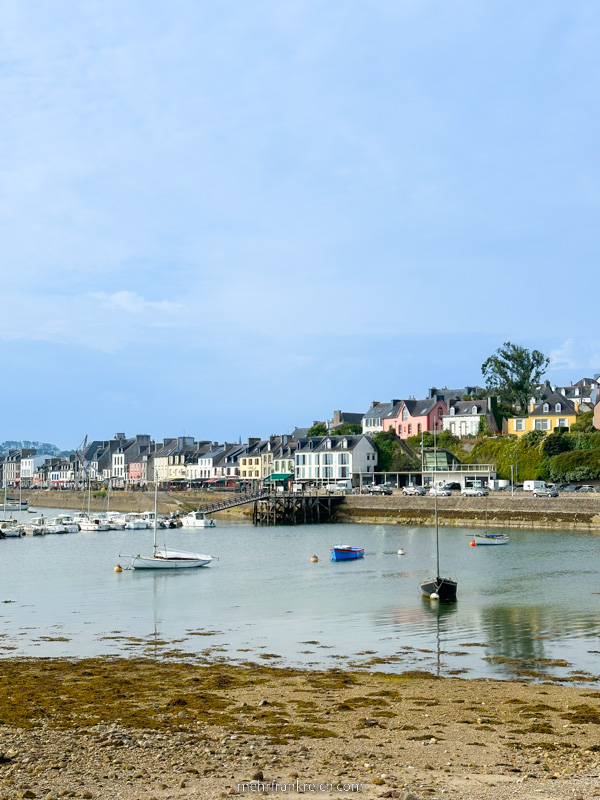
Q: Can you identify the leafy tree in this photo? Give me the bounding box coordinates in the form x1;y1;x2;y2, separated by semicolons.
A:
307;422;328;437
333;422;363;435
570;410;595;433
371;430;418;472
542;432;570;458
481;342;549;412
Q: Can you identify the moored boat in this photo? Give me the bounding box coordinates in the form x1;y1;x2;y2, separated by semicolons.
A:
330;545;364;561
473;533;509;545
181;511;216;528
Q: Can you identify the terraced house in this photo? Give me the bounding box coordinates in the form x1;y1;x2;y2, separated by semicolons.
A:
294;435;377;486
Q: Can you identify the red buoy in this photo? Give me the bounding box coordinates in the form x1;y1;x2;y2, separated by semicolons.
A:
470;540;476;547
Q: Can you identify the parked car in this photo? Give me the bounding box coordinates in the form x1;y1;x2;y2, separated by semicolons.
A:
577;485;597;493
441;482;461;491
533;488;559;498
402;485;426;496
561;484;579;492
429;487;451;497
461;487;489;497
368;485;392;495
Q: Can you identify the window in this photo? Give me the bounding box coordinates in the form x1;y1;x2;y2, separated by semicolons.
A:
438;407;443;417
557;418;568;428
402;408;408;421
339;453;349;465
472;406;477;414
417;423;422;433
543;403;549;413
535;419;551;431
515;419;525;431
450;407;455;416
254;458;259;465
555;403;561;412
408;424;412;435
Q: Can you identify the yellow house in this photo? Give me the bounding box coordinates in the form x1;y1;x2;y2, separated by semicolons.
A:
508;393;579;437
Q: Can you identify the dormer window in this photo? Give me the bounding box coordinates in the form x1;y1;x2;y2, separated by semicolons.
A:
450;407;455;416
326;439;332;449
472;406;477;414
402;408;408;421
555;402;561;412
342;438;348;449
543;403;549;413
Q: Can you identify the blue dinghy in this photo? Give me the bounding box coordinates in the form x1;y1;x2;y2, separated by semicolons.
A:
330;545;364;561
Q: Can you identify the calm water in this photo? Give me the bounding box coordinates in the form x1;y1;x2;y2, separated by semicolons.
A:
1;507;599;683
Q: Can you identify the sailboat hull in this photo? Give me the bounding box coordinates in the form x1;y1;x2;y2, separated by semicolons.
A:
420;576;457;601
130;554;212;569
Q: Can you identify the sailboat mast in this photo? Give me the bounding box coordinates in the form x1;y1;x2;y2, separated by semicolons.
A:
434;424;440;578
153;480;158;555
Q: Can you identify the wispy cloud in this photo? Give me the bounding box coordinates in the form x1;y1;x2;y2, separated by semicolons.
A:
549;338;580;371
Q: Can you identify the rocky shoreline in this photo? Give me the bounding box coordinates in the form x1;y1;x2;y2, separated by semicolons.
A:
0;658;599;799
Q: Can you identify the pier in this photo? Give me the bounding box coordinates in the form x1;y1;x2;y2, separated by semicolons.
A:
252;493;344;526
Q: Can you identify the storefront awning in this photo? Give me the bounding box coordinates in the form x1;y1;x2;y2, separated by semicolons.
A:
264;473;294;483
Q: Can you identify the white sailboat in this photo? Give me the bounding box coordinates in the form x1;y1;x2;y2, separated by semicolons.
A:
126;483;214;570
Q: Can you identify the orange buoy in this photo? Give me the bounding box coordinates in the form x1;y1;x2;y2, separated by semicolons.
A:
311;555;319;562
114;564;123;572
470;541;476;547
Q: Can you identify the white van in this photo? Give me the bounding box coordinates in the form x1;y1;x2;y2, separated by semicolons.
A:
523;480;547;492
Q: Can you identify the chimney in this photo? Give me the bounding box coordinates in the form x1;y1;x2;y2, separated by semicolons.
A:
372;401;380;407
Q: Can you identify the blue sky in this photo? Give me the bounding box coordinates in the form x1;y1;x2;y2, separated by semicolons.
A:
1;0;599;449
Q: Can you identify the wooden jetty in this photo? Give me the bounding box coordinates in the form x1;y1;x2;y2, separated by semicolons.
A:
253;493;344;526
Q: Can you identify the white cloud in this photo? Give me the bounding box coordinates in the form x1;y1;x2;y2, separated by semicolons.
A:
549;338;580;371
91;291;182;314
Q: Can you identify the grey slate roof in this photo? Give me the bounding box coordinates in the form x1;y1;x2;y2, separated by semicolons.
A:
295;435;375;453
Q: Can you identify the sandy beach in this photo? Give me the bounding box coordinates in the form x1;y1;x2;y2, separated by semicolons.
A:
0;658;599;799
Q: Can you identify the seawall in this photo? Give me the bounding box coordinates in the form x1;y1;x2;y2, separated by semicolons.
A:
337;493;600;531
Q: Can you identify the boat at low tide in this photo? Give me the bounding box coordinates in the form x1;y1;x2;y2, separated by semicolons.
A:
330;545;364;561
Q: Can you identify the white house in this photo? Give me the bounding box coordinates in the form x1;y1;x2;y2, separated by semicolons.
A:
361;400;398;434
442;398;499;437
294;435;378;486
20;455;51;487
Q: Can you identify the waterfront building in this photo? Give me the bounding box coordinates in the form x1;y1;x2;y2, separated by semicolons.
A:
293;435;377;486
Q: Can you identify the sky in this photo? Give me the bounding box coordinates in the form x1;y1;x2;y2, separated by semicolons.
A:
1;0;600;449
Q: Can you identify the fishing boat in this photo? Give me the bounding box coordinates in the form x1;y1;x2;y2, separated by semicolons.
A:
181;510;216;528
124;483;214;570
420;428;457;601
330;545;364;561
472;533;509;545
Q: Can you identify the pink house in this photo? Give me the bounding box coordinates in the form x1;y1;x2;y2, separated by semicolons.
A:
383;397;447;439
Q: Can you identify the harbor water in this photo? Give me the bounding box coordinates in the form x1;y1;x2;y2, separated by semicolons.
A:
1;507;599;683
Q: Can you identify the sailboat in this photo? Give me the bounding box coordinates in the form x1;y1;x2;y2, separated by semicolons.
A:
472;496;509;545
126;482;214;570
420;426;457;601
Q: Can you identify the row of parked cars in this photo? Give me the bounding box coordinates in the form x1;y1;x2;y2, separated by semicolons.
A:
363;483;599;498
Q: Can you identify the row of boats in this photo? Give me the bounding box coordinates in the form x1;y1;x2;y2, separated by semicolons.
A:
0;509;217;537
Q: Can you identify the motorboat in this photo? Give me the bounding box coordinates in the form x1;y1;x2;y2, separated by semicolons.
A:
124;513;148;530
25;516;49;535
181;511;216;528
1;520;25;538
79;516;110;532
46;518;67;534
54;514;80;532
330;545;364;561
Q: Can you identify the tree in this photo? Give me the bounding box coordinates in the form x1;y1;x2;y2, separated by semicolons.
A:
481;342;549;412
333;422;363;435
570;410;595;433
371;430;418;472
307;422;328;437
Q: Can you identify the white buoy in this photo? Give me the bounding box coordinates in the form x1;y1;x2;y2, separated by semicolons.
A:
397;549;405;555
430;592;440;600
